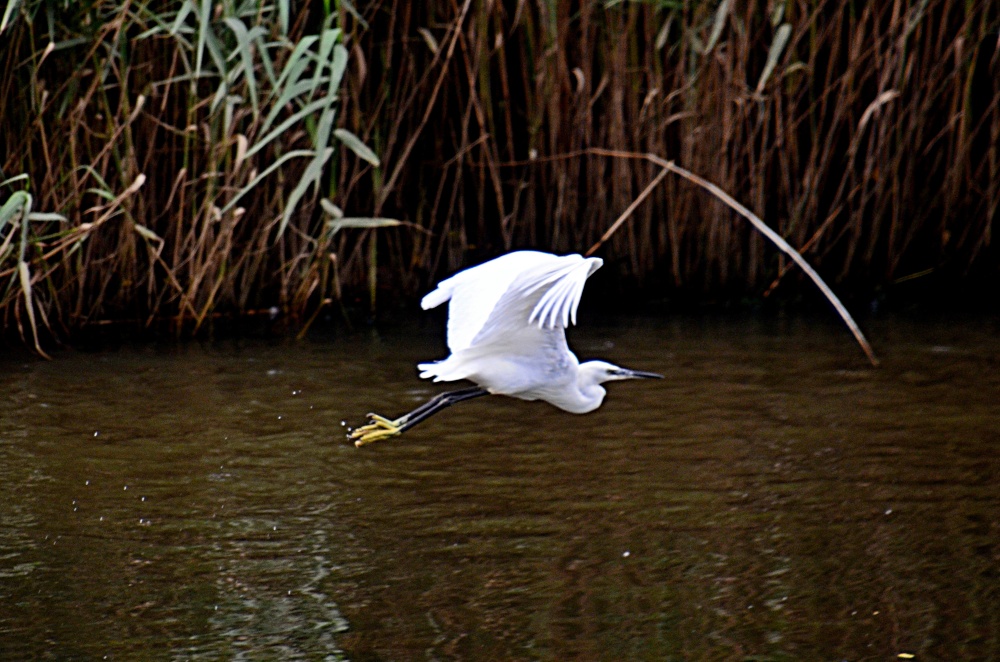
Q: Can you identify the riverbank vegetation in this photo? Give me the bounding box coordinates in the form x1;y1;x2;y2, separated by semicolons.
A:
1;0;997;350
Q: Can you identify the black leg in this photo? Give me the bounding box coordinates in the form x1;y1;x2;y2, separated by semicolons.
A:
351;386;490;445
395;386;489;433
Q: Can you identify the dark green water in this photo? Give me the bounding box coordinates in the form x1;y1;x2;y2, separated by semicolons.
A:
1;316;998;660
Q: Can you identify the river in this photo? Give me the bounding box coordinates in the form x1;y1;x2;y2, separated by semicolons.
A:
1;314;997;659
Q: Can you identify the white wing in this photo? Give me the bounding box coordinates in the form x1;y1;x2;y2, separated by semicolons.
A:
421;251;602;353
472;253;602;350
421;251;548;352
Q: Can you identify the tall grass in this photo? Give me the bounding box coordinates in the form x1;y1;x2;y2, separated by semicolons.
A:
0;0;385;346
1;1;998;350
337;0;998;297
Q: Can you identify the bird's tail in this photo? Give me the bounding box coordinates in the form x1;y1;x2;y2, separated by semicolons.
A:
420;286;452;310
417;356;469;382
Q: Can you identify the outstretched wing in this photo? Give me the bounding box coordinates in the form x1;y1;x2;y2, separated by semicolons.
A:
421;250;602;354
473;253;602;351
422;251;548;352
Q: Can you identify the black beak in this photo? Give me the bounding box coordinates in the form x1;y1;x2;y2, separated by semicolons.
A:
619;369;663;379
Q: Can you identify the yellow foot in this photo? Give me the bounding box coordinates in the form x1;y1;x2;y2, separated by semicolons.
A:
348;413;405;447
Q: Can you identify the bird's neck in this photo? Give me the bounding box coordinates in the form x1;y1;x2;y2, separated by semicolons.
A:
567;366;606;414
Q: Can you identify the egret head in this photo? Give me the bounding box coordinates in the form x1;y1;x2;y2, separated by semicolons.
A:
579;360;663;386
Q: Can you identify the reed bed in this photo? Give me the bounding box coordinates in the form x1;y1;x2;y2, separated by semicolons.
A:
346;0;998;295
1;0;997;349
1;0;387;349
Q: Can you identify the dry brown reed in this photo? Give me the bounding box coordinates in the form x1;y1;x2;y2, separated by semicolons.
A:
339;0;998;297
1;0;389;348
1;1;998;351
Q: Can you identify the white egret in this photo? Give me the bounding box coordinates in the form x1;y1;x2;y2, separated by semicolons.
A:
349;250;662;446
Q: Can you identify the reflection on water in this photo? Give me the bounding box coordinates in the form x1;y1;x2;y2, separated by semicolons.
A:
1;315;998;659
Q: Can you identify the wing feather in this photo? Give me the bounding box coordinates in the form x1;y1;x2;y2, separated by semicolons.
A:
420;251;603;354
475;253;602;349
420;252;572;352
418;251;603;386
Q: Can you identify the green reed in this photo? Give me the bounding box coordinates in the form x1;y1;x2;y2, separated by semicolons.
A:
0;0;386;346
1;0;997;351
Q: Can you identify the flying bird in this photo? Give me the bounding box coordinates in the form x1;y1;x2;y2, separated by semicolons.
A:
349;250;662;446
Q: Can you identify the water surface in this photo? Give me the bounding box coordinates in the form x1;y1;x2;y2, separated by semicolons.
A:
1;316;998;660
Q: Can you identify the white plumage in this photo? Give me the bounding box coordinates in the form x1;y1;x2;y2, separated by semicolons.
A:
418;251;652;413
419;251;599;352
349;250;661;445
